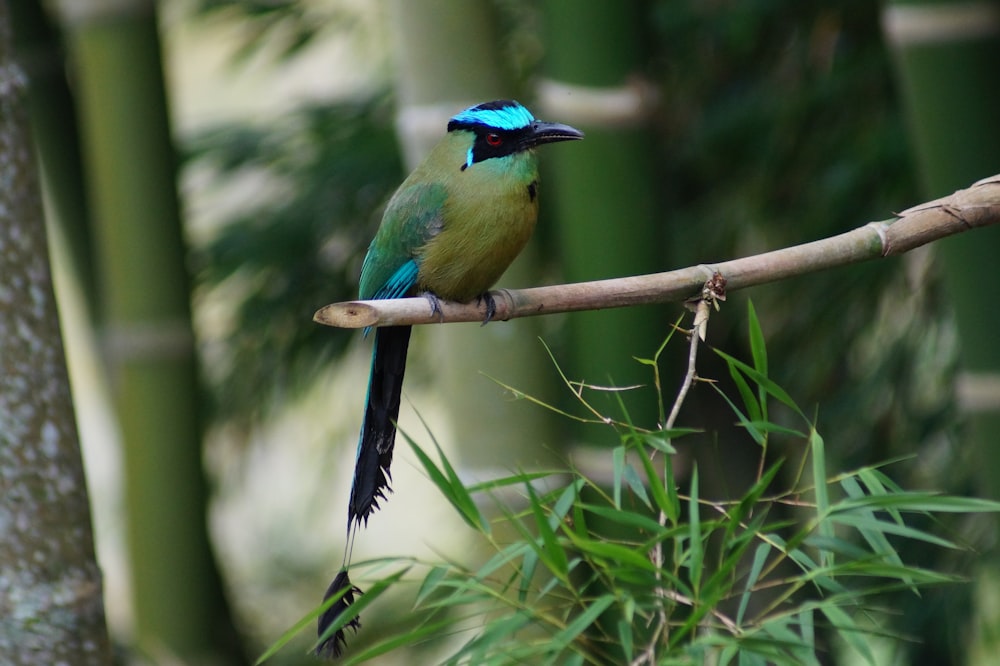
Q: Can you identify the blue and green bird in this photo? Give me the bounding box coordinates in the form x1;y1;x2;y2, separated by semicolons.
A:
318;100;583;656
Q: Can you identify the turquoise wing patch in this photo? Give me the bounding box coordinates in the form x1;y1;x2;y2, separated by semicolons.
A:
373;260;419;301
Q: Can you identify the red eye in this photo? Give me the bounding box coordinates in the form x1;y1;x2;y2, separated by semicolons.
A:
486;133;502;146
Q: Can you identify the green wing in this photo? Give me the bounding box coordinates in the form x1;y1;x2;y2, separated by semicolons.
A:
359;182;447;300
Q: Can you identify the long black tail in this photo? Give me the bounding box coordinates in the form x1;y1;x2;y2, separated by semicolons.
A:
316;569;361;658
349;324;412;527
317;325;412;658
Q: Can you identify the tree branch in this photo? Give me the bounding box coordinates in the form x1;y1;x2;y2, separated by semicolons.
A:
314;173;1000;330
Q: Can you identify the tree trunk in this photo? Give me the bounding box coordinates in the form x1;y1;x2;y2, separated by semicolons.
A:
10;0;98;318
0;1;112;662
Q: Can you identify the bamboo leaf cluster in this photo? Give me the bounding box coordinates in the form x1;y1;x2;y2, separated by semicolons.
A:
262;303;997;664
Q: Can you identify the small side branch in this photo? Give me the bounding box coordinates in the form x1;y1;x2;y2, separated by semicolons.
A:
314;174;1000;330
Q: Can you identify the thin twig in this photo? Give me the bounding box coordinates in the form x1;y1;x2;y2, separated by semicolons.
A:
315;174;1000;330
637;277;725;666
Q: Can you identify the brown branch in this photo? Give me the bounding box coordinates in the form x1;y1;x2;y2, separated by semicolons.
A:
314;174;1000;330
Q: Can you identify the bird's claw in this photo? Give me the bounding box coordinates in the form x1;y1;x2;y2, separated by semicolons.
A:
476;292;497;325
424;292;444;322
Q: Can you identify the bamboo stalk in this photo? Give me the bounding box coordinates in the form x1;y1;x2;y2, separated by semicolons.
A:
315;174;1000;329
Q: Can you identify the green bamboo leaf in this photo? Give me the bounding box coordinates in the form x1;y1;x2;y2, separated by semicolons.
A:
747;300;769;423
855;467;906;527
832;561;962;584
802;535;871;560
415;565;449;605
689;466;703;591
564;530;658;571
519;545;539;604
838;476;910;590
737;542;771;626
340;616;458;665
725;353;763;424
648;429;698;450
613;445;626;509
528;482;569;579
617;618;634;662
581;503;670;535
834;492;1000;514
768;534;846;594
550;595;616;649
818;604;876;666
746;301;768;376
858;466;906;494
759;619;811;655
743;420;808;439
572;497;589;538
708;380;766;446
466;469;563;495
798;608;816;663
552;479;582;527
500;502;559;583
451;610;535;663
713;349;806;420
809;427;833;567
828;513;960;549
403;430;488;534
476;541;530;580
635;442;679;524
722;460;782;549
623;462;653;509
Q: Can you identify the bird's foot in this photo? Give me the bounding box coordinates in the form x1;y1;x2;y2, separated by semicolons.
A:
423;291;444;322
476;291;497;325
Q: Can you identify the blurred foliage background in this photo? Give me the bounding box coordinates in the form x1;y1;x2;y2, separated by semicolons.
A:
12;0;1000;663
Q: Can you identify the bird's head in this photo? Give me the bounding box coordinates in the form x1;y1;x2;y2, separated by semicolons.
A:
447;100;583;170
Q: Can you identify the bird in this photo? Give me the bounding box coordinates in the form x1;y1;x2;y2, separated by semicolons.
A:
316;99;583;657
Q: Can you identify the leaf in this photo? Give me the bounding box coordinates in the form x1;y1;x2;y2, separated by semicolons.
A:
564;530;658;571
689;466;703;591
618;618;635;662
809;427;833;567
623;462;653;509
722;459;782;549
613;445;626;509
833;492;1000;514
743;420;808;439
449;610;535;664
818;604;876;666
581;503;670;535
709;379;766;446
466;469;563;495
713;348;806;420
747;300;769;423
726;354;763;424
340;616;458;665
403;428;488;534
550;595;616;649
415;565;449;605
737;542;771;626
635;443;679;524
828;513;960;549
528;482;570;579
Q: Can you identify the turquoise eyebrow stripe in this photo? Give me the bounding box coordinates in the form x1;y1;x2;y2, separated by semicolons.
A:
450;104;535;131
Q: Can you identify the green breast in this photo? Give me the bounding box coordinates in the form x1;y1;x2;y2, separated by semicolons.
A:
416;148;540;302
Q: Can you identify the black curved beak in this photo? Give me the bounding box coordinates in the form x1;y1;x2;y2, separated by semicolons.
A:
526;120;585;147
